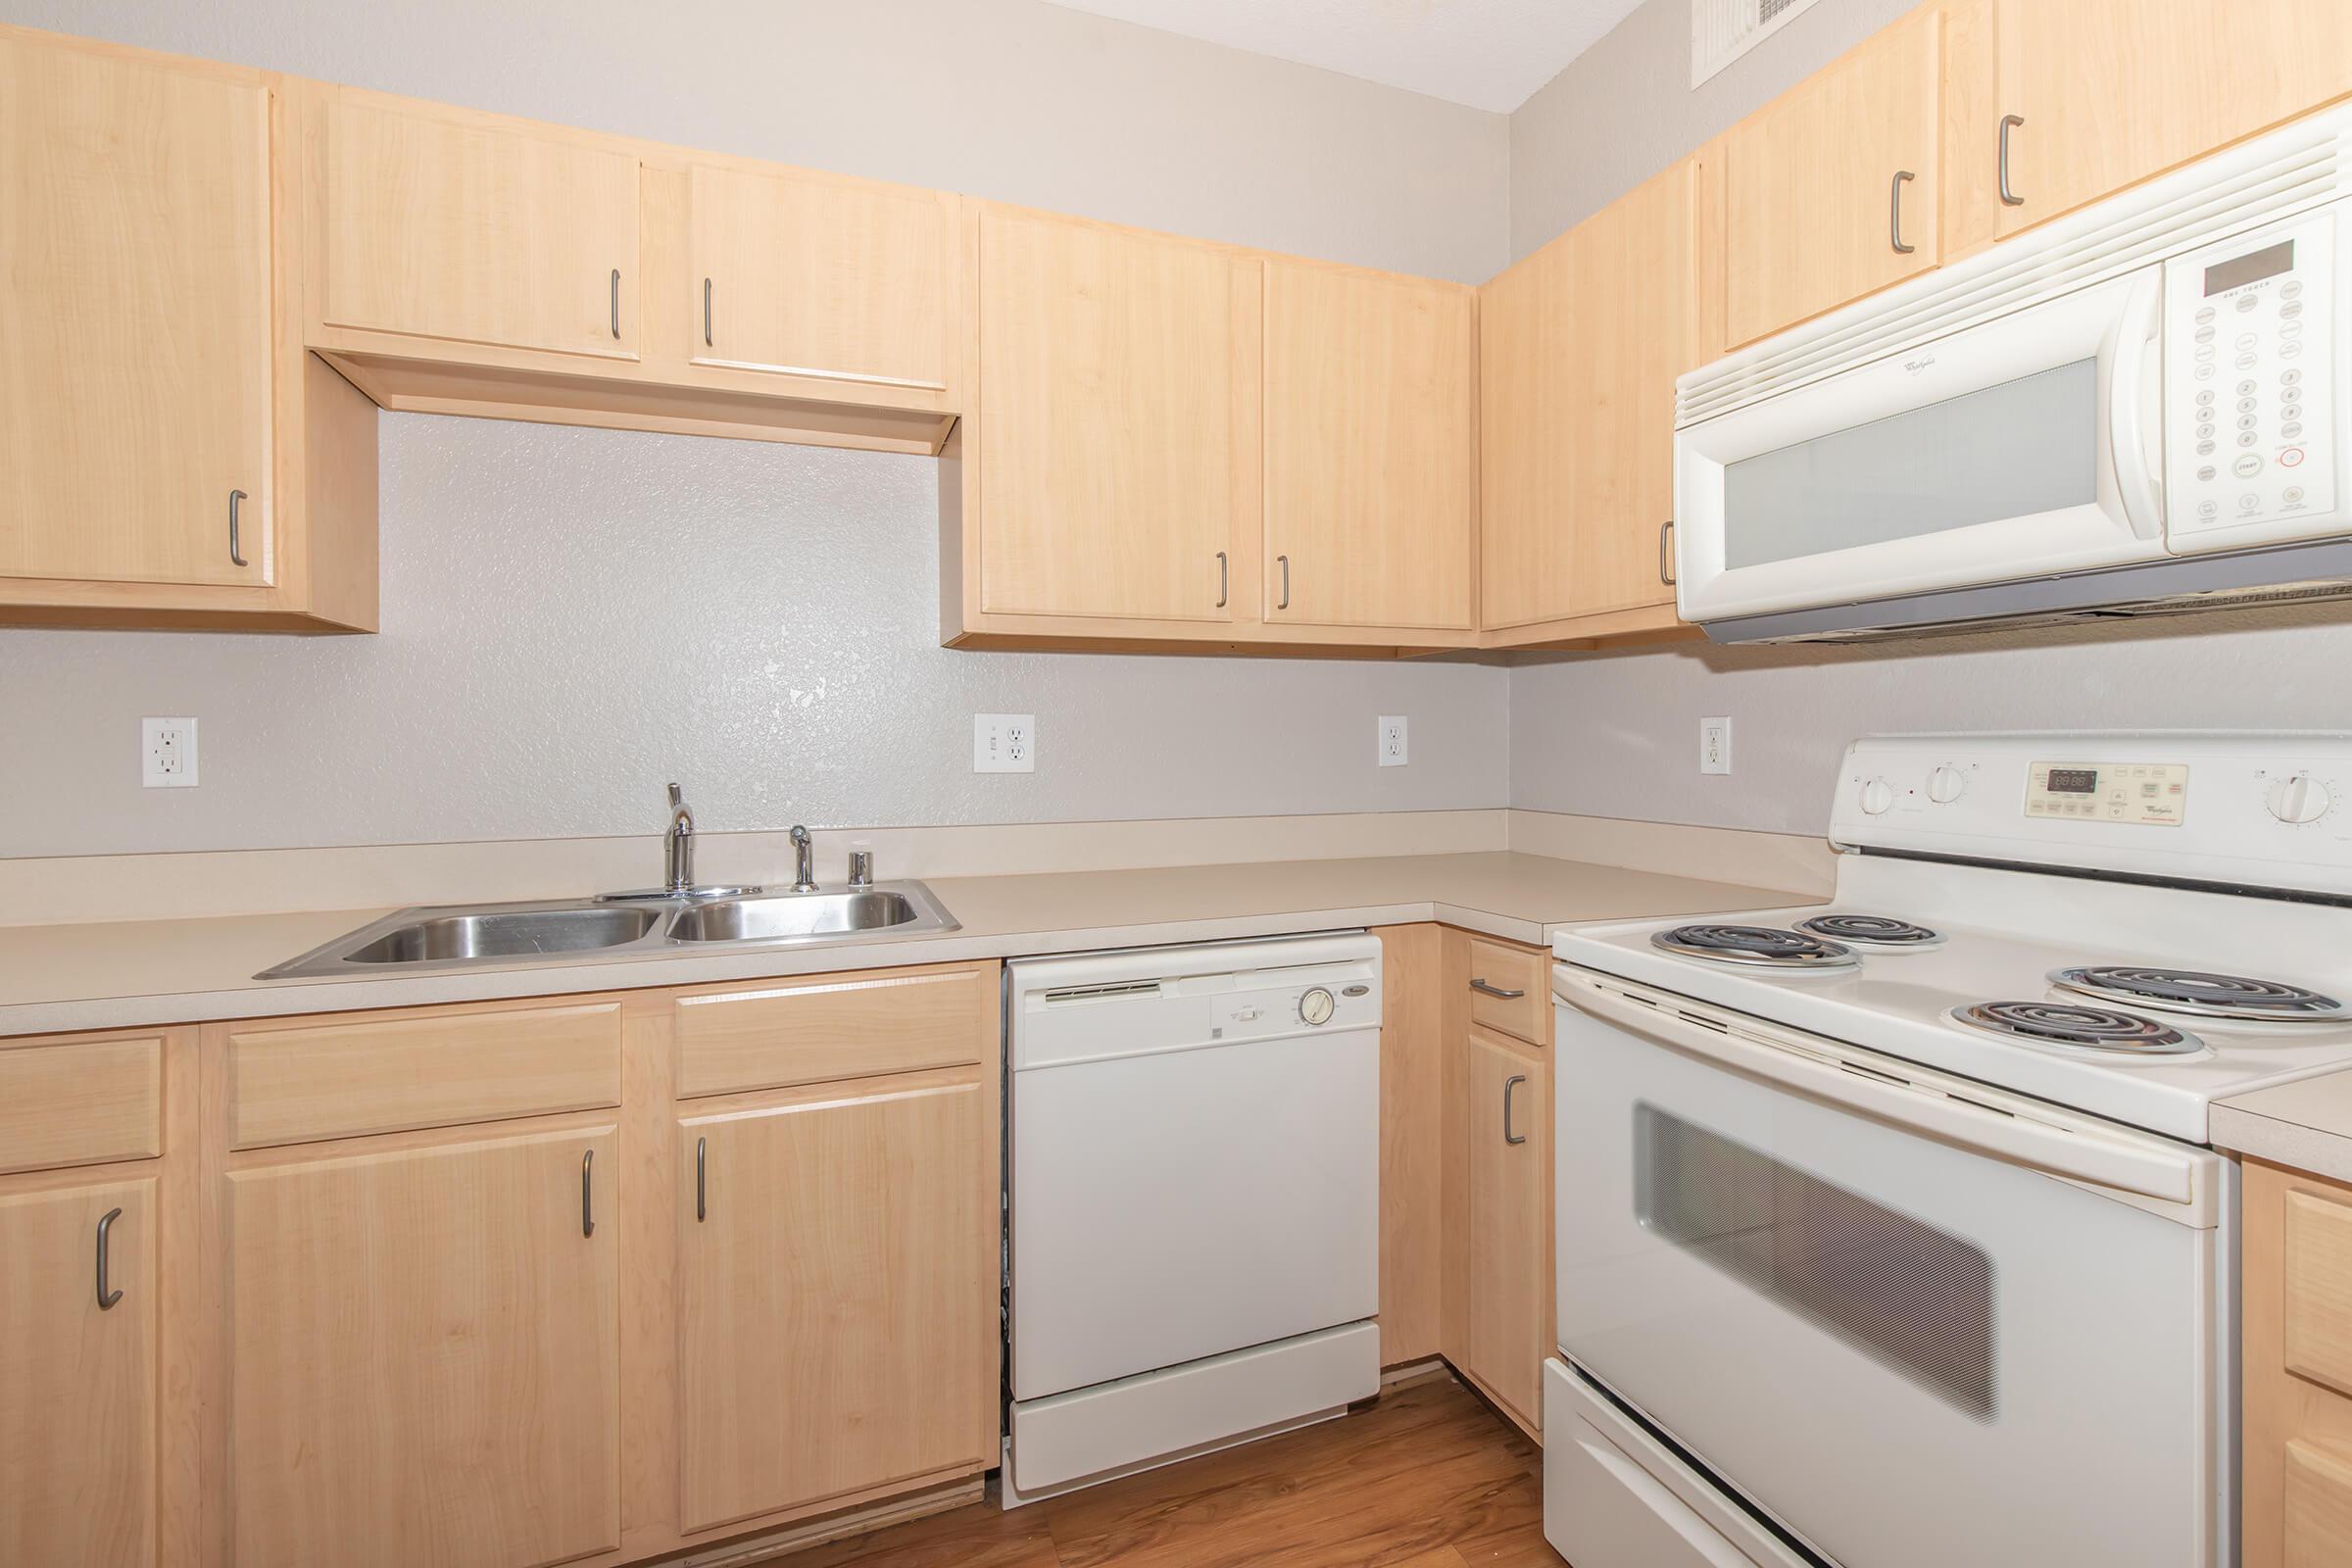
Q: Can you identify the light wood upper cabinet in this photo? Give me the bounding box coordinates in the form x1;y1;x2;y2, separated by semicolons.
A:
227;1124;620;1568
676;1077;991;1533
1947;0;2352;251
310;92;642;361
0;1177;159;1567
685;163;958;395
1482;159;1697;634
0;31;271;590
1461;1029;1548;1433
1263;262;1474;631
973;206;1258;623
1720;3;1943;349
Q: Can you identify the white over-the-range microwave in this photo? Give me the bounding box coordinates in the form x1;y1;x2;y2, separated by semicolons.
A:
1673;103;2352;641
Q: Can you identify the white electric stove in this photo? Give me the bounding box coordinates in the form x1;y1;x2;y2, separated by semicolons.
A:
1544;732;2352;1568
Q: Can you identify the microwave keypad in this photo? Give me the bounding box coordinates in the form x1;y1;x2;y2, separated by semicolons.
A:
2172;226;2334;538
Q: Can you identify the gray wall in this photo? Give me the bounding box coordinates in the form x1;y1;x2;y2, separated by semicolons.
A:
0;0;1512;859
1511;0;1928;259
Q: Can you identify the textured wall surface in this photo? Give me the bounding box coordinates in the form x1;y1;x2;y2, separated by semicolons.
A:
0;417;1509;858
3;0;1509;282
1509;0;1928;259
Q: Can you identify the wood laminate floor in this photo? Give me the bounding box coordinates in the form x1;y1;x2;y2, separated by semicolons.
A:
786;1373;1565;1568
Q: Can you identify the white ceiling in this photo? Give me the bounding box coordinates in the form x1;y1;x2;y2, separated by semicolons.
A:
1039;0;1649;113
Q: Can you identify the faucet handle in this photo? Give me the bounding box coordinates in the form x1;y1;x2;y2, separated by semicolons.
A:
848;850;873;888
667;781;685;811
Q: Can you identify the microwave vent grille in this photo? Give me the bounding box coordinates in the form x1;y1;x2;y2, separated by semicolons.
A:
1679;106;2352;427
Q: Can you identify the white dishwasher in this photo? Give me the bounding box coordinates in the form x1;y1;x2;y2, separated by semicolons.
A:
1004;932;1382;1503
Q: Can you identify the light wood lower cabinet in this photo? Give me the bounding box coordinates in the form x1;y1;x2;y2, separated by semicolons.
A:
2248;1157;2352;1568
0;1176;160;1567
226;1123;621;1568
677;1075;991;1532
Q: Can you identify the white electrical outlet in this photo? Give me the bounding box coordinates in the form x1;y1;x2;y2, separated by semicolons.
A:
1378;716;1408;767
974;713;1036;773
1699;716;1733;775
142;716;199;788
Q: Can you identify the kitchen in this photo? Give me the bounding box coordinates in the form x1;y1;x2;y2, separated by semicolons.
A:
4;0;2352;1564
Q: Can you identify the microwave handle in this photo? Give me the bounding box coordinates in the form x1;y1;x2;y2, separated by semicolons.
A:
2107;269;2166;540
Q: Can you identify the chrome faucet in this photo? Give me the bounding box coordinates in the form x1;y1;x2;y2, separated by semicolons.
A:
789;825;817;894
665;783;696;896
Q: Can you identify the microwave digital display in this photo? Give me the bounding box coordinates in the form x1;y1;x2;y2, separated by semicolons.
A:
2044;767;2099;795
2205;239;2294;295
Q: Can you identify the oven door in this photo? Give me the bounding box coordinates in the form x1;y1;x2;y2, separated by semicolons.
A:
1674;268;2166;623
1553;967;2227;1568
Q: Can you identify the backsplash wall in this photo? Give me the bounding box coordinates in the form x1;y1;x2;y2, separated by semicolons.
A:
0;0;1513;859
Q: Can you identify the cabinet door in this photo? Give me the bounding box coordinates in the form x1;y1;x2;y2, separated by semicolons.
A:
227;1126;619;1568
976;208;1256;622
677;1078;989;1533
0;34;270;588
1263;262;1473;631
687;164;956;393
0;1178;157;1567
1720;4;1941;348
1977;0;2352;243
1464;1032;1547;1431
315;95;641;361
1482;160;1695;630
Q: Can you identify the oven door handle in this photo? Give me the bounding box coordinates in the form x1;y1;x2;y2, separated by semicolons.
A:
1556;970;2211;1214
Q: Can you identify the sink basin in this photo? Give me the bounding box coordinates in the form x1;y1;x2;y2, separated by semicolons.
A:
342;906;662;964
256;881;958;979
669;890;924;943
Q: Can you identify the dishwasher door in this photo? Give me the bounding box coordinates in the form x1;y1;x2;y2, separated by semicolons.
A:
1008;933;1382;1404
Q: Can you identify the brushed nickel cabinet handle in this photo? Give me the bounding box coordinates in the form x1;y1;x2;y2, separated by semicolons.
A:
1658;518;1676;587
581;1149;596;1238
1998;115;2026;207
1277;555;1291;612
696;1135;708;1223
228;489;248;567
1503;1075;1529;1147
611;269;621;339
704;276;713;346
1215;550;1228;610
96;1206;123;1310
1470;978;1526;1000
1889;171;1916;255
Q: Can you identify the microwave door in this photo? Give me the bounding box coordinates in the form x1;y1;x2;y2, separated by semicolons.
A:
1674;269;2168;625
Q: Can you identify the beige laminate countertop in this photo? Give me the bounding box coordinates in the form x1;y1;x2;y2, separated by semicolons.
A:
0;851;1815;1038
2214;1070;2352;1184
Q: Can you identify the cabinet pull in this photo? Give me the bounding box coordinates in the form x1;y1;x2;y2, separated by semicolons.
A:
611;269;622;339
1470;978;1526;1001
696;1135;708;1223
1215;551;1228;610
1502;1075;1529;1147
1658;518;1676;587
581;1149;596;1238
1998;115;2026;207
228;489;248;567
704;276;713;347
95;1206;124;1310
1889;171;1916;255
1276;555;1291;612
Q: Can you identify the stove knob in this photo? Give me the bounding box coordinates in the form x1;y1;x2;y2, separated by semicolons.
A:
2267;771;2333;824
1298;986;1336;1026
1859;777;1894;815
1927;765;1967;805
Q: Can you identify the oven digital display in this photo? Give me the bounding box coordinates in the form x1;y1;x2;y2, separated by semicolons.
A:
2205;239;2294;295
2045;767;2099;795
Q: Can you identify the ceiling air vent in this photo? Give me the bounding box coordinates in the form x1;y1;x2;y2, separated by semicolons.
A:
1692;0;1824;88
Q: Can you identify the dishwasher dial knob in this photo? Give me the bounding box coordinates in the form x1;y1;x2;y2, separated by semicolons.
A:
1927;765;1967;805
1298;987;1336;1026
1859;777;1895;815
2267;771;2334;824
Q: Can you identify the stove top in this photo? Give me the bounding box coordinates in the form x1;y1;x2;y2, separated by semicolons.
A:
1650;923;1857;969
2049;965;2348;1022
1948;1000;2206;1056
1796;913;1944;949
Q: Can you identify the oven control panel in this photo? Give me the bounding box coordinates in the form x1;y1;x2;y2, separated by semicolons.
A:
2024;761;2188;826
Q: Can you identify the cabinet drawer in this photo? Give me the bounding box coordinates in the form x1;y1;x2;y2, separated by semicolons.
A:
1466;939;1546;1046
2288;1186;2352;1396
227;1002;622;1149
674;965;989;1099
0;1035;164;1174
2287;1437;2352;1567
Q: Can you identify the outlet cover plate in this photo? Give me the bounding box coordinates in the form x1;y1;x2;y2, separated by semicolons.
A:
1378;716;1408;767
143;716;199;788
1699;716;1733;775
974;713;1036;773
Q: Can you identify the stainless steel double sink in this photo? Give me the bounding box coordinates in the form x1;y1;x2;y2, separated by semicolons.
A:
256;883;958;980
